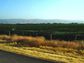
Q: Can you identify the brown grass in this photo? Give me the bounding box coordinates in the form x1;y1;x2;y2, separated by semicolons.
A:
0;34;84;49
0;35;84;63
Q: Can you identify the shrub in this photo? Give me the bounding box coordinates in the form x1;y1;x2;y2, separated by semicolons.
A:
23;36;46;47
0;35;84;50
45;40;81;49
9;35;46;47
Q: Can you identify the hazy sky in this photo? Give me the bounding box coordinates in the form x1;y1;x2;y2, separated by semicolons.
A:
0;0;84;20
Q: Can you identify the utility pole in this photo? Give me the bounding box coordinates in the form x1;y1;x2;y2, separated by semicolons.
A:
75;34;80;40
9;25;11;36
9;31;10;36
49;31;53;40
12;28;15;35
50;33;52;40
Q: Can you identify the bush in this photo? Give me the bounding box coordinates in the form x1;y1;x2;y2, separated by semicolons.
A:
0;35;84;50
9;35;46;47
22;36;45;47
45;40;82;49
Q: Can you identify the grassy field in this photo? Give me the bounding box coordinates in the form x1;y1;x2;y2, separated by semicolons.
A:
0;35;84;63
1;23;84;40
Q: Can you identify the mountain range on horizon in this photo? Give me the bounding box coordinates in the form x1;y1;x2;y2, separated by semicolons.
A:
0;19;84;24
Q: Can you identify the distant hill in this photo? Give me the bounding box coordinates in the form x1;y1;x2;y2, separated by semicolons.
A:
0;19;83;24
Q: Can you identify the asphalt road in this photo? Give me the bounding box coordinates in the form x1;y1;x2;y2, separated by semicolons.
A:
0;50;56;63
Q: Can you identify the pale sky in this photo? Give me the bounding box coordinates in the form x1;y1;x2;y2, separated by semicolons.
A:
0;0;84;21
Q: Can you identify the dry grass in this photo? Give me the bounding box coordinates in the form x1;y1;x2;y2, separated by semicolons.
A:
0;44;84;63
0;34;84;49
45;40;84;49
0;35;84;63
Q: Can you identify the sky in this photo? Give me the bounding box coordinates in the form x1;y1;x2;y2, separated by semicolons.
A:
0;0;84;21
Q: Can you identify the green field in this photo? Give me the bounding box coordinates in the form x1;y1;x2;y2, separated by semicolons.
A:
0;23;84;40
0;23;84;32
